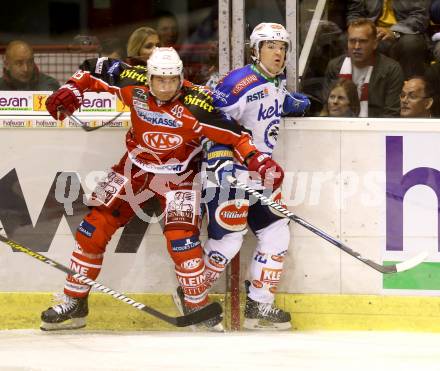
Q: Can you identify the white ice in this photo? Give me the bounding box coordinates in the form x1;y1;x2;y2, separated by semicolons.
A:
0;330;440;371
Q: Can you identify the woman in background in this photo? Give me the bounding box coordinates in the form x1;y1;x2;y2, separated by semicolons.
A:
126;26;160;63
321;78;360;117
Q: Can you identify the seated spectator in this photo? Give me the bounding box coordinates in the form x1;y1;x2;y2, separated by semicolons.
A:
324;18;404;117
400;76;434;118
154;11;179;48
0;40;60;91
347;0;430;78
126;26;160;64
321;78;360;117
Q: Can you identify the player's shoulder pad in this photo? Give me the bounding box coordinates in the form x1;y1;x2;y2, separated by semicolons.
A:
180;83;216;116
212;64;262;107
79;57;147;87
117;64;148;87
180;83;240;131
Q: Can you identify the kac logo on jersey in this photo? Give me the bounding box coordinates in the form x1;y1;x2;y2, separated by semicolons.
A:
257;98;283;121
142;132;183;151
264;119;280;150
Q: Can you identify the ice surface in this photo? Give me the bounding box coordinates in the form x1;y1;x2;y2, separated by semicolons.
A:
0;330;439;371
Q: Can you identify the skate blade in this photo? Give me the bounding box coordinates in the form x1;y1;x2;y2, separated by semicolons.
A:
172;291;196;332
204;322;225;332
40;317;86;331
243;318;292;331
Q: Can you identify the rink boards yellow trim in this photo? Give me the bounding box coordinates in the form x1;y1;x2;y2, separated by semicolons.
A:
2;292;440;332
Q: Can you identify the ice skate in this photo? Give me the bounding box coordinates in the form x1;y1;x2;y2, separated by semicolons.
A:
173;286;224;332
40;294;88;331
243;280;291;330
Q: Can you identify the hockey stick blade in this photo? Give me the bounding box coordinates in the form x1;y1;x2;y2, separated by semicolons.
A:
226;176;427;274
0;233;222;327
394;250;428;273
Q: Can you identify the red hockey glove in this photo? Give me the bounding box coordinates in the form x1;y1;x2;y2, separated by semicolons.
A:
246;151;284;190
46;83;83;120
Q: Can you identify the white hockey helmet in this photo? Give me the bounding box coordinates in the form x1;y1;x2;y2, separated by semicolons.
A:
147;47;183;81
250;22;291;69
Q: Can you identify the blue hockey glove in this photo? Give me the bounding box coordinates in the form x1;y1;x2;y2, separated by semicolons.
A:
206;144;236;187
282;92;311;116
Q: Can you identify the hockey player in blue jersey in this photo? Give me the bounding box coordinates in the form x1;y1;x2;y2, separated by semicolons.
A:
201;23;310;330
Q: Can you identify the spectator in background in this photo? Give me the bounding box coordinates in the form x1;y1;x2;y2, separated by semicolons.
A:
425;60;440;117
321;78;360;117
431;0;440;25
324;18;404;117
400;76;434;118
301;20;346;114
155;11;179;48
0;40;60;91
126;26;160;65
430;0;440;62
203;40;220;89
347;0;430;78
180;7;219;85
100;37;126;60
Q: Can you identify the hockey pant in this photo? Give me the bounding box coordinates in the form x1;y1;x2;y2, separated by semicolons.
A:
64;153;209;308
203;186;290;304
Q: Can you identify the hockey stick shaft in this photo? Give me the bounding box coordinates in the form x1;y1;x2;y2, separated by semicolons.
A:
227;176;427;274
0;234;221;327
68;111;124;131
60;110;124;132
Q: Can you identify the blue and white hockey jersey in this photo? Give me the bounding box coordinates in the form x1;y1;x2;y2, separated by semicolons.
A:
204;64;289;189
212;64;287;154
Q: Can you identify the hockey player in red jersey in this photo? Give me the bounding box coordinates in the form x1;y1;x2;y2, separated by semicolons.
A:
40;47;284;331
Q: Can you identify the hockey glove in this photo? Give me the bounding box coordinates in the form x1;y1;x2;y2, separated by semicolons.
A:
283;92;310;117
46;83;84;120
206;144;236;187
246;151;284;190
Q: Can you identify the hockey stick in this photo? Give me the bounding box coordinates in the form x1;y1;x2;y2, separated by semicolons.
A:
65;111;124;132
0;233;222;327
226;176;428;274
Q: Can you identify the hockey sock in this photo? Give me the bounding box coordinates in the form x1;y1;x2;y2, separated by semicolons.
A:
165;229;209;308
248;249;285;303
203;232;244;289
64;244;104;298
249;219;290;303
175;262;209;308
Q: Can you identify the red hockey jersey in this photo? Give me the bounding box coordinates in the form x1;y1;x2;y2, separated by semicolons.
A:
69;58;256;173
